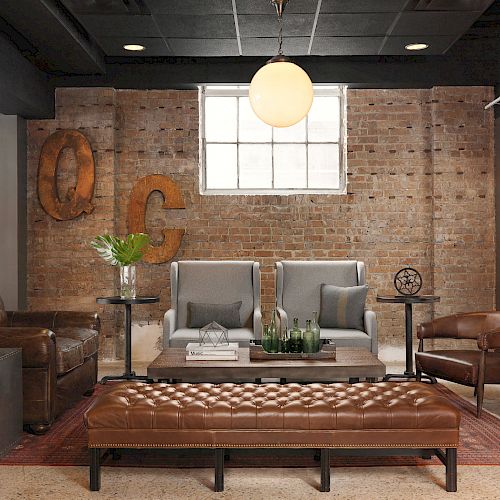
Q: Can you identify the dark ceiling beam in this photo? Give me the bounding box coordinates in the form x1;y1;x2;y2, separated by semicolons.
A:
0;34;53;118
0;0;105;74
49;48;499;90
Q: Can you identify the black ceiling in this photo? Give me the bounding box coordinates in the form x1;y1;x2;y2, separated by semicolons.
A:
0;0;498;118
55;0;495;58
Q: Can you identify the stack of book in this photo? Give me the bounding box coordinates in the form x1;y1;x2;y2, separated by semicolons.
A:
185;342;239;361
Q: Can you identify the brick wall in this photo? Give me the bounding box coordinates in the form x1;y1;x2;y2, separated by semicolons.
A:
26;86;495;359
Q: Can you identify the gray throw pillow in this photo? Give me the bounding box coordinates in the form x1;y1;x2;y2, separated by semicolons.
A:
319;284;368;330
188;301;242;329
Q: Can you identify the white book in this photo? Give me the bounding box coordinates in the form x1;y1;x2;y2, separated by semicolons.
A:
186;354;239;361
186;342;239;352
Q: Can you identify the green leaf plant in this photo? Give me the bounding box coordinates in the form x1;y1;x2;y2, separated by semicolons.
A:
91;233;150;266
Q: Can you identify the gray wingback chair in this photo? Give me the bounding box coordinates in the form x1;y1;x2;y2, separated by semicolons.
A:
163;261;262;347
275;261;378;354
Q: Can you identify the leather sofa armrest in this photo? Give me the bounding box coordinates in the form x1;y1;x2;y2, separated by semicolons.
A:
478;329;500;351
253;307;262;339
163;309;177;348
0;327;56;367
53;312;100;331
364;309;378;355
276;306;288;333
417;320;435;339
8;311;100;332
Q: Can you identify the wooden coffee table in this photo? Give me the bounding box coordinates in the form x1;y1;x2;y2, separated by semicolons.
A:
147;347;386;383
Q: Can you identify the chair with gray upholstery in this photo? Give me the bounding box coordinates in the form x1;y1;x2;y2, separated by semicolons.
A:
163;261;262;348
275;261;377;354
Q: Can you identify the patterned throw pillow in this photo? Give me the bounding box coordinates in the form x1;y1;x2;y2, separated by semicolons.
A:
319;284;368;330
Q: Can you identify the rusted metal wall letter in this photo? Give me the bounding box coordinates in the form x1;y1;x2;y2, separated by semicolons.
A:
128;174;186;264
38;129;95;220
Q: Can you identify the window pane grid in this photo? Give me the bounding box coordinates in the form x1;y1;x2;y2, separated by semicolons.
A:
201;86;346;194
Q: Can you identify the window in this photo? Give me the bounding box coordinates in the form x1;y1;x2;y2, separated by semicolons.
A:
200;85;347;195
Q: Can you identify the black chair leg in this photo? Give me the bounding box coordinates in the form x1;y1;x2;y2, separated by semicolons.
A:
90;448;101;491
445;448;457;492
320;449;330;492
215;448;224;492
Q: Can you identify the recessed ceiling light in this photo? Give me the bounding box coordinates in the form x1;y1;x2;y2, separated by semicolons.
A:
123;44;145;51
405;43;429;51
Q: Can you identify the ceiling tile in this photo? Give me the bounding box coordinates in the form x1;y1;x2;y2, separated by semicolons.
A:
392;11;481;36
78;14;161;37
312;36;384;55
315;13;397;36
321;0;407;13
238;14;315;37
412;0;494;12
167;38;240;56
145;0;234;15
241;37;310;56
379;35;455;55
235;0;319;14
97;37;170;56
156;14;236;38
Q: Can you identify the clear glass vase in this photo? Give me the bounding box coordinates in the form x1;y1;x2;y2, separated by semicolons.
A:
119;265;136;299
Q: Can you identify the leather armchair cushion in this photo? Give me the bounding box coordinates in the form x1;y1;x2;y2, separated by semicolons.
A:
56;337;84;376
416;350;500;385
56;327;98;358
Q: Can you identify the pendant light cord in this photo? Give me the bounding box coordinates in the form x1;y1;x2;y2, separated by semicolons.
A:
277;12;283;54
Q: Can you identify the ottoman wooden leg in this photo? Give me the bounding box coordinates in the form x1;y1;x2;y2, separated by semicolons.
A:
446;448;457;492
90;448;101;491
320;449;330;492
215;448;224;492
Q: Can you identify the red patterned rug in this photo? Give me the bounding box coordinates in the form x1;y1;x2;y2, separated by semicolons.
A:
1;384;498;468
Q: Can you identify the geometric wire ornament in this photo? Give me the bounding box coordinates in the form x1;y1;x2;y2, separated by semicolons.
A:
199;321;229;347
394;267;422;296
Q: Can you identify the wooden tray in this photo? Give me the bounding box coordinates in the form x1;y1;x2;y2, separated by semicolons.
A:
249;344;336;361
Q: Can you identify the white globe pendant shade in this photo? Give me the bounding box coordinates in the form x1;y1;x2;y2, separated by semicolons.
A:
249;59;313;128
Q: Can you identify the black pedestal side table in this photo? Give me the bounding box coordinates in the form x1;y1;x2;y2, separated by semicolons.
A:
96;296;159;384
376;295;440;383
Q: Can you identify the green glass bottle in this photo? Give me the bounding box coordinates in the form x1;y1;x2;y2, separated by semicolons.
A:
289;317;303;353
302;319;316;353
269;309;279;353
311;311;321;352
262;324;272;353
279;327;289;353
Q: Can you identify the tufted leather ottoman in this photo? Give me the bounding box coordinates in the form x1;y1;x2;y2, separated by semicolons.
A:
85;381;460;493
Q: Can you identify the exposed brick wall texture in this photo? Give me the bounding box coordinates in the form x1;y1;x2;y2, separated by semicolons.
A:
26;86;495;359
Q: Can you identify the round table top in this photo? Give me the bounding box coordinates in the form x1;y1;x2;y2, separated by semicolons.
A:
376;295;440;304
96;296;160;305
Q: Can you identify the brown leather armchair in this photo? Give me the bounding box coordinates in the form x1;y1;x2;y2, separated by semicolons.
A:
0;296;100;434
415;311;500;417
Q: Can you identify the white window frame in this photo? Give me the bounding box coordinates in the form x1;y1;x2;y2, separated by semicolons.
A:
199;85;347;195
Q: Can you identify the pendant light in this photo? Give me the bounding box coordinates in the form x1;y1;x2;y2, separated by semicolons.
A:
249;0;313;128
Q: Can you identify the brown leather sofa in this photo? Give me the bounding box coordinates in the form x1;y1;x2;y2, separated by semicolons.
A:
0;296;100;434
415;311;500;417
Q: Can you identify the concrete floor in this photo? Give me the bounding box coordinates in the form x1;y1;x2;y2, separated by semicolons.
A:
1;358;498;500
